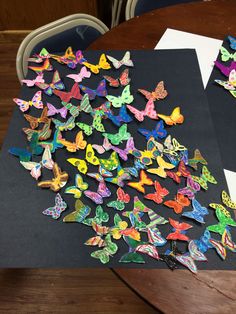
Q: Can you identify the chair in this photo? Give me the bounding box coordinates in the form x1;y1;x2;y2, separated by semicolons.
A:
125;0;201;20
16;14;109;81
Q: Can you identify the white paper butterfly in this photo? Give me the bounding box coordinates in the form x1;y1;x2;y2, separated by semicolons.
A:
106;51;134;69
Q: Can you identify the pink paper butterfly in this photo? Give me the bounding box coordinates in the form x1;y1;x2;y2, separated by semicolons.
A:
127;99;158;122
66;66;91;83
47;103;68;119
13;91;44;112
92;137;112;154
21;74;45;87
84;180;111;204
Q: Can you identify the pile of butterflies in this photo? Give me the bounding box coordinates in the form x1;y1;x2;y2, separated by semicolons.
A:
10;46;236;273
214;35;236;97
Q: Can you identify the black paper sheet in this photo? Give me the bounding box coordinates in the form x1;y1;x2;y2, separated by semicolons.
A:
0;49;234;269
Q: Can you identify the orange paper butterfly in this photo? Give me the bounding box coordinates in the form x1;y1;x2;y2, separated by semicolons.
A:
164;193;190;214
138;81;167;101
24;107;50;129
38;163;68;192
145;181;169;204
59;131;87;152
127;170;153;193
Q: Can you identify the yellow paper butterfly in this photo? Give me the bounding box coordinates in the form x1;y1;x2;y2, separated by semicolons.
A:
222;190;236;209
164;138;187;156
86;144;100;165
60;131;87;152
67;158;88;174
99;151;120;171
83;54;111;74
209;203;231;218
65;174;88;198
50;47;75;63
147;155;175;178
158;107;184;126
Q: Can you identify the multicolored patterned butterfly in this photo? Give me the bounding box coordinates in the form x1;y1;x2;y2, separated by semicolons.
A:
106;51;133;69
79;79;107;100
164;193;190;214
21;74;45;87
63;199;91;223
87;165;112;182
166;218;193;241
105;165;131;187
84;180;111;204
166;160;190;183
42;193;67;220
39;129;63;153
103;68;130;87
91;234;118;264
66;66;91;82
8;147;32;162
207;207;236;235
47;103;67;119
194;229;213;253
107;187;130;211
145;180;169;204
135;243;160;261
60;131;87;152
103;124;131;145
110;137;135;161
222;190;236;209
52;116;75;131
28;58;53;74
158;107;184;126
131;136;159;166
124;159;146;178
127;99;158;122
77;112;105;136
62;93;92;118
92;137;111;154
182;198;209;224
83;53;111;74
188;148;207;170
215;69;236;94
54;83;82;103
138;81;167;101
65;174;88;198
191;166;217;190
128;170;153;193
228;35;236;50
110;213;128;240
147;155;175;178
24;107;50;129
36;70;65;96
22;121;52;141
38;162;68;192
138;120;167;141
13;91;44;112
51;48;86;68
106;85;134;108
178;176;201;199
105;105;133;127
83;205;109;227
119;236;145;264
28;48;50;63
99;151;120;171
210;227;236;260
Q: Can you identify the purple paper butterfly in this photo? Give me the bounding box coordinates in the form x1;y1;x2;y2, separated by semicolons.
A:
84;180;111;204
214;60;236;77
42;193;67;219
111;137;135;161
178;176;200;199
79;79;107;100
47;103;68;119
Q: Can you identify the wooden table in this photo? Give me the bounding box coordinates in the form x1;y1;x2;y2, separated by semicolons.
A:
89;0;236;313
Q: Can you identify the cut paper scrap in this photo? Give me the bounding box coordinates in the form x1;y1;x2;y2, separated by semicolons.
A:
166;160;190;184
65;173;88;198
79;79;107;100
42;193;67;220
127;170;153;194
188;149;208;170
106;51;134;69
138;120;167;141
104;68;130;87
131;136;159;166
20;145;54;180
191;166;217;190
178;176;201;200
210;227;236;260
47;103;67;119
66;66;91;83
145;180;169;204
106;85;134;108
84;180;111;204
52;116;75;131
182;198;209;224
164;193;190;214
67;158;88;174
158;107;184;126
77;112;105;136
22;121;52;141
21;74;45;87
103;124;131;145
138;81;167;101
24;107;50;129
220;47;236;62
37;162;68;192
91;234;118;264
127;99;158;122
147;155;175;178
105;105;133;127
54;83;82;103
28;58;53;74
63;199;91;223
13;91;43;112
166;218;193;241
207;207;236;235
36;70;65;96
62;93;92;118
214;60;236;77
83;53;111;74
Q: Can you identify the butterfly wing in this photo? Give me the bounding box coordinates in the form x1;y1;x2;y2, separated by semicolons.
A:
119;68;130;86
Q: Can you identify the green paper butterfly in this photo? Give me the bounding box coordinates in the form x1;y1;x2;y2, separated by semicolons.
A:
91;234;118;264
83;205;109;226
99;151;120;171
119;236;145;264
221;47;236;62
103;124;131;145
207;207;236;235
106;85;134;108
76;112;105;136
65;174;88;198
191;166;217;190
107;200;125;211
62;94;92;118
52;116;75;131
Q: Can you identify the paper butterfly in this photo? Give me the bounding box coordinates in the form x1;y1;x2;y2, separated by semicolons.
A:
109;137;135;161
67;158;88;174
65;174;88;198
154;135;173;154
214;60;236;77
105;105;133;127
83;53;111;74
110;214;128;240
22;121;52;141
135;243;160;261
160;137;187;157
103;124;131;145
13;91;44;112
178;176;201;199
39;129;63;153
164;193;190;214
63;199;91;223
87;165;112;183
51;48;86;68
147;227;167;247
25;133;44;156
77;112;105;136
28;58;53;74
188;148;207;170
119;236;145;263
20;145;54;180
158;107;184;126
106;51;133;69
8;147;32;162
147;155;175;178
209;203;231;220
21;74;45;87
106;85;134;108
85;144;100;165
60;131;87;152
84;180;111;204
66;66;91;82
107;187;130;211
194;229;213;253
105;165;131;187
166;218;193;241
166;160;190;184
62;93;92;118
138;81;167;101
210;227;236;260
24;107;50;129
222;190;236;209
127;99;158;122
221;47;236;63
28;48;50;63
131;137;159;166
79;79;107;100
147;208;168;227
92;137;111;154
99;151;120;171
138;120;167;141
228;35;236;50
215;69;236;91
36;70;65;96
191;166;217;190
38;163;68;192
42;193;67;220
207;207;236;235
47;103;67;119
83;205;109;227
104;68;130;87
52;116;75;131
145;181;169;204
91;234;118;264
182;198;209;224
54;83;82;103
128;170;153;193
124;159;146;178
174;240;207;274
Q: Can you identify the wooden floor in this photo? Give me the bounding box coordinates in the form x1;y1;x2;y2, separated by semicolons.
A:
0;34;159;314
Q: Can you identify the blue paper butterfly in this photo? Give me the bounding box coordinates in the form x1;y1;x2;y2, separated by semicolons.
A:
182;198;209;223
124;159;146;177
228;35;236;50
105;105;133;126
138;120;167;140
194;229;213;253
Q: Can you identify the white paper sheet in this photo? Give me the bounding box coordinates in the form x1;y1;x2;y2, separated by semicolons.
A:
155;28;236;199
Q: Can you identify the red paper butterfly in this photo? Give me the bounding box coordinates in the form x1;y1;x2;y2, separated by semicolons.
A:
166;161;191;184
103;69;130;87
54;83;82;103
144;181;169;204
164;193;190;214
138;81;168;101
166;218;192;241
117;187;130;203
